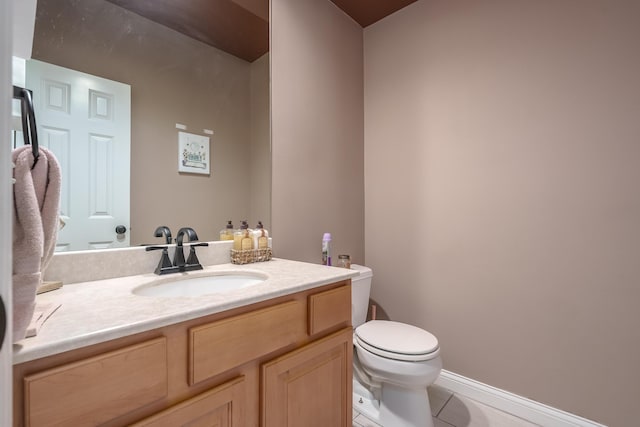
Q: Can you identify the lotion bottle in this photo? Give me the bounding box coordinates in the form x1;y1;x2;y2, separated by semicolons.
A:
234;221;253;250
233;221;247;250
253;221;269;249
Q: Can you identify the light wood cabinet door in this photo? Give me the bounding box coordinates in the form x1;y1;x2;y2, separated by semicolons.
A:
261;328;352;427
132;376;245;427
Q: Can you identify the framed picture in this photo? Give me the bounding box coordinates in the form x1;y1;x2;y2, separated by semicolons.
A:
178;131;210;175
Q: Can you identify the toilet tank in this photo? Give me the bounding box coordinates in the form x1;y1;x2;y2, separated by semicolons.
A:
350;264;373;328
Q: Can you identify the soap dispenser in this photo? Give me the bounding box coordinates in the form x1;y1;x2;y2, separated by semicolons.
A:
219;220;234;241
252;221;269;249
234;221;253;250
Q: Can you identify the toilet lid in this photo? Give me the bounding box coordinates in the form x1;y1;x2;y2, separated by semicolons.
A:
355;320;439;362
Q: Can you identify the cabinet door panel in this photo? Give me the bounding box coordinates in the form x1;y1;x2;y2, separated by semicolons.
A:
262;328;352;427
24;337;167;426
132;376;244;427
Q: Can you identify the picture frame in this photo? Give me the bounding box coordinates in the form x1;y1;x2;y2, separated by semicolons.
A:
178;131;210;175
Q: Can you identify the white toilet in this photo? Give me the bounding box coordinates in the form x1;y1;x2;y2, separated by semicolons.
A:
351;264;442;427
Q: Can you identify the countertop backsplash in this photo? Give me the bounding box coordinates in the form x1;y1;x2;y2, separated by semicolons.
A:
43;240;234;285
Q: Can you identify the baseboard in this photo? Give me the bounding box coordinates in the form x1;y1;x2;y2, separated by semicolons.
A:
434;370;606;427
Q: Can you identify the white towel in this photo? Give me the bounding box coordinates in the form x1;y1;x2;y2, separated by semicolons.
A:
12;145;61;341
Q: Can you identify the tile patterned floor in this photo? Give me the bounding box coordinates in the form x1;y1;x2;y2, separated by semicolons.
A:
353;384;539;427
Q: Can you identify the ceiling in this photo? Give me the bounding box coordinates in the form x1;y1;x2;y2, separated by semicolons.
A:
330;0;418;27
106;0;416;62
105;0;269;62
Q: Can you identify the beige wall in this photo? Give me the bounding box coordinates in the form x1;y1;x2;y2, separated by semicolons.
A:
32;0;270;245
364;1;640;425
271;0;364;264
249;53;272;230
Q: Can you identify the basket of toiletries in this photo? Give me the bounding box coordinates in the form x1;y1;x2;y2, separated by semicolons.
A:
230;247;272;265
226;220;271;264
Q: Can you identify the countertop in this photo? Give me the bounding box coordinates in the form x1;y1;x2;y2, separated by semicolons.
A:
13;258;358;365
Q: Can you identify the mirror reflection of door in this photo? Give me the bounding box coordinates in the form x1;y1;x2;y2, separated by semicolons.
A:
26;59;131;251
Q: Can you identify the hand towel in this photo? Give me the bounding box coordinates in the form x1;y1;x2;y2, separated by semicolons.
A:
12;145;61;341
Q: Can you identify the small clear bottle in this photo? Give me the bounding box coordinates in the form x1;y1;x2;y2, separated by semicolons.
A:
219;220;234;241
337;254;351;269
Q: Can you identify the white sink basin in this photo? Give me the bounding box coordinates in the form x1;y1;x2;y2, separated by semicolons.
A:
133;272;267;297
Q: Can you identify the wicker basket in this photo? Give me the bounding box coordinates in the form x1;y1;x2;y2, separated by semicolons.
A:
230;247;272;265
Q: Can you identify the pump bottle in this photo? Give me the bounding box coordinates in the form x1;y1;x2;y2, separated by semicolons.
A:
234;221;253;250
219;220;234;241
253;221;269;249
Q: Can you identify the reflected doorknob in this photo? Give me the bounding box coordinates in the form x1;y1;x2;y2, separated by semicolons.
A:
115;225;127;234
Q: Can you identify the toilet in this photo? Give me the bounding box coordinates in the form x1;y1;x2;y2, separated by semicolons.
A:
351;264;442;427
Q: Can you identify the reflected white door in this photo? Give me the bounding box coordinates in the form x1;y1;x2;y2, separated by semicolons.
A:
26;59;131;251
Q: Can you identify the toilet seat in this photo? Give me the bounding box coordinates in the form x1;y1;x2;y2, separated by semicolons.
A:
355;320;439;362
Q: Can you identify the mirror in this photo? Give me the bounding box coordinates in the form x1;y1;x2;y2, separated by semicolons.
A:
24;0;270;251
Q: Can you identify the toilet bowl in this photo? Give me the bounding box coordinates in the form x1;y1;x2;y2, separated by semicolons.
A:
351;265;442;427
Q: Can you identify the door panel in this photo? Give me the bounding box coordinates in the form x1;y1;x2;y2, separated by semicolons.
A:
26;59;130;251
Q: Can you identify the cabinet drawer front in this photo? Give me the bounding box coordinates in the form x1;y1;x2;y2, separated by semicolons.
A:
24;337;168;426
132;376;245;426
190;300;305;385
308;284;351;336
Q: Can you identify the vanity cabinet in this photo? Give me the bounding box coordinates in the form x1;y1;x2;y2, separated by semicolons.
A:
13;280;352;426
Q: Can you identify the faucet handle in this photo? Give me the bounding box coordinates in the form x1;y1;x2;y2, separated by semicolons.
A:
186;242;209;267
146;246;175;275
